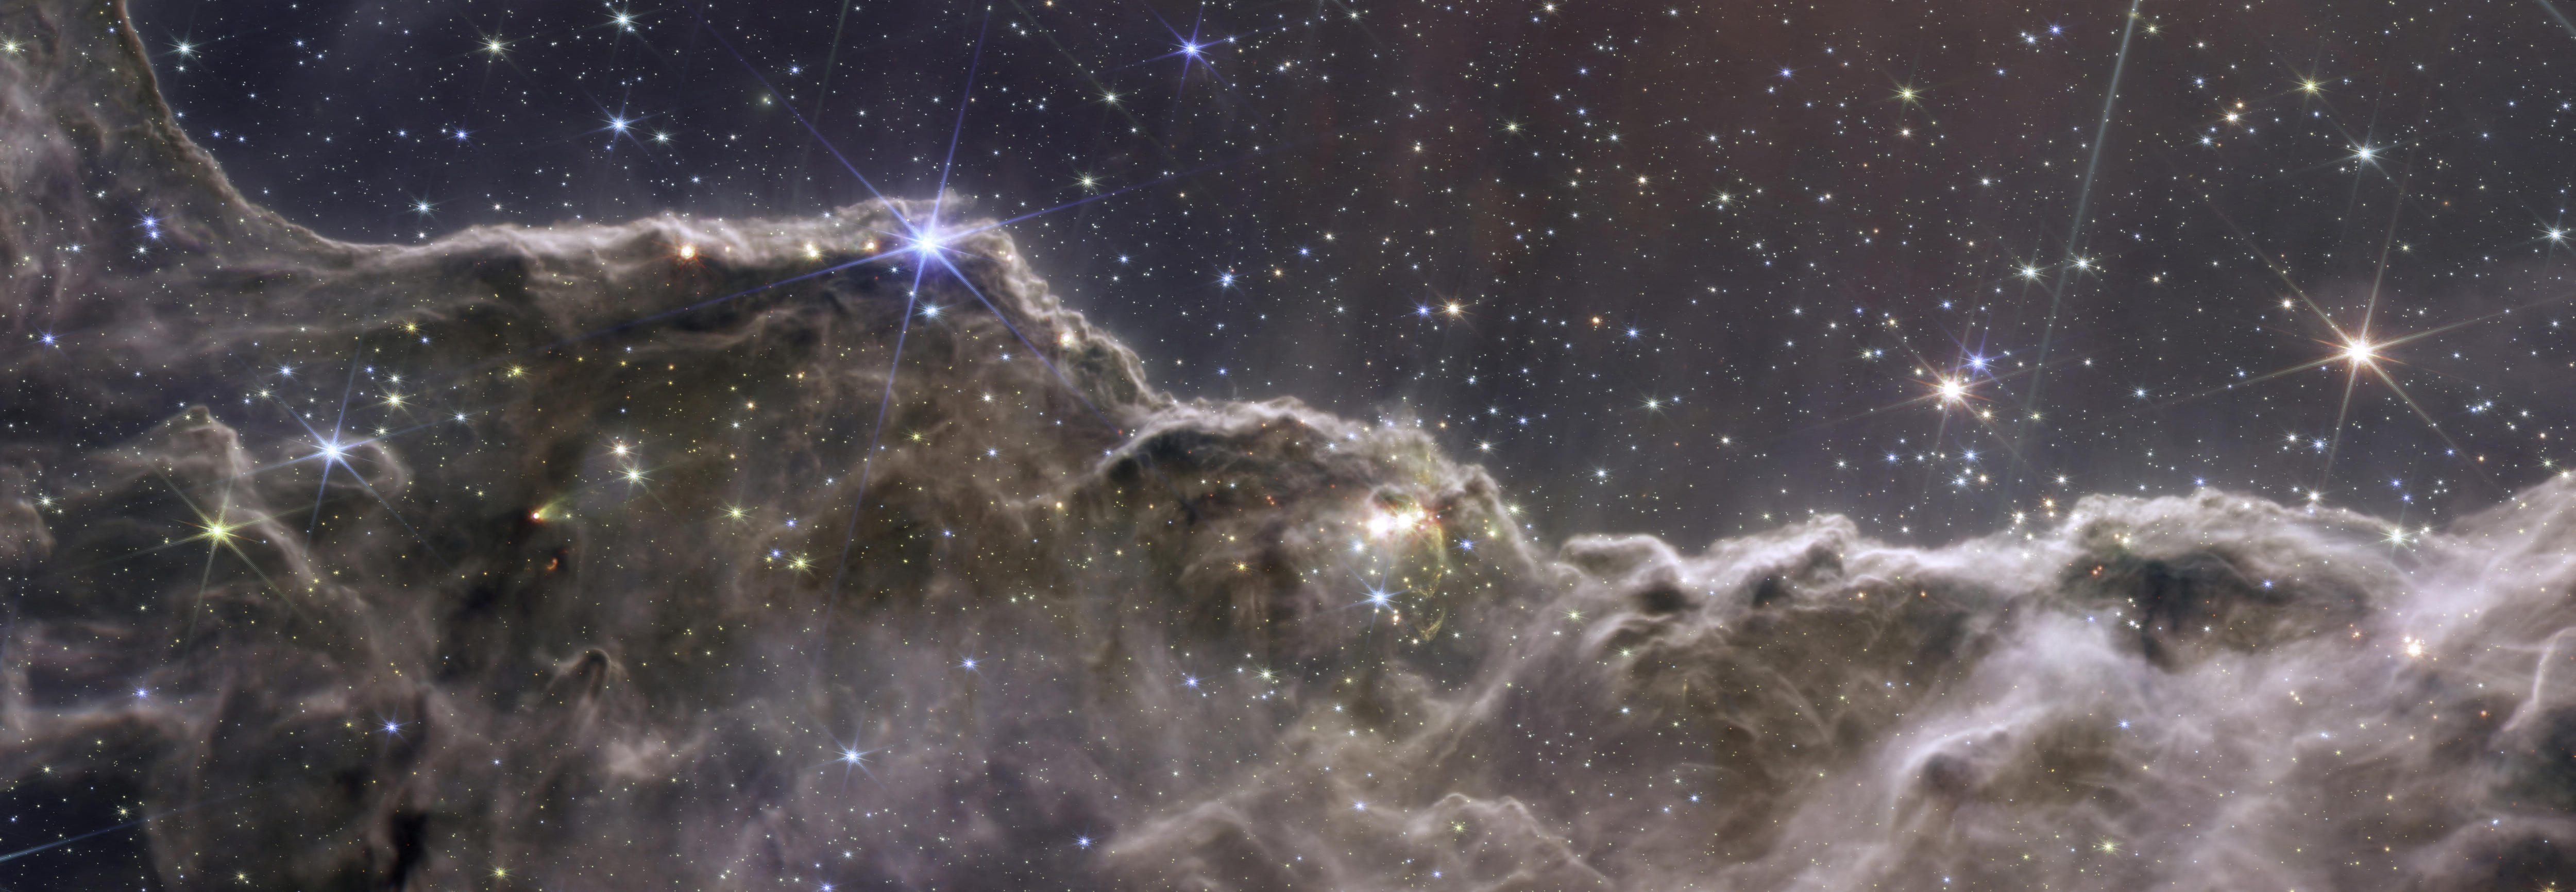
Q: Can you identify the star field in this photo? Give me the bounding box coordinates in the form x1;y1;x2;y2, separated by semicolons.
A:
10;0;2576;888
133;0;2576;547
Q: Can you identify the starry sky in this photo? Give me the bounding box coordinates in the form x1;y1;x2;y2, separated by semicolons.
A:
133;0;2576;546
26;1;2576;888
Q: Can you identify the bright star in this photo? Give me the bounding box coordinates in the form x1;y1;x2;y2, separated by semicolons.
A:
2342;339;2377;366
907;228;952;259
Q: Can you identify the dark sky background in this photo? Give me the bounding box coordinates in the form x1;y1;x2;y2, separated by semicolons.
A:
132;0;2576;547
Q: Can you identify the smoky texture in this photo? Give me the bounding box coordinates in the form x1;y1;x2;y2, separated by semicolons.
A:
8;2;2576;890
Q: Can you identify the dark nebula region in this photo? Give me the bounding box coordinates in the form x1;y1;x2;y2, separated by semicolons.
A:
10;0;2576;890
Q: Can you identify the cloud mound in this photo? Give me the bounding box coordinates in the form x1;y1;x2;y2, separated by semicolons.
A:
7;2;2576;889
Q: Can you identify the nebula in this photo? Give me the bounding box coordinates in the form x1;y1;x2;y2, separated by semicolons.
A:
7;1;2576;889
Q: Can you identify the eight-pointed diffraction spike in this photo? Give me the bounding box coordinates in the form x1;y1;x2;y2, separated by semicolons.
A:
1149;0;1233;83
821;737;882;788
